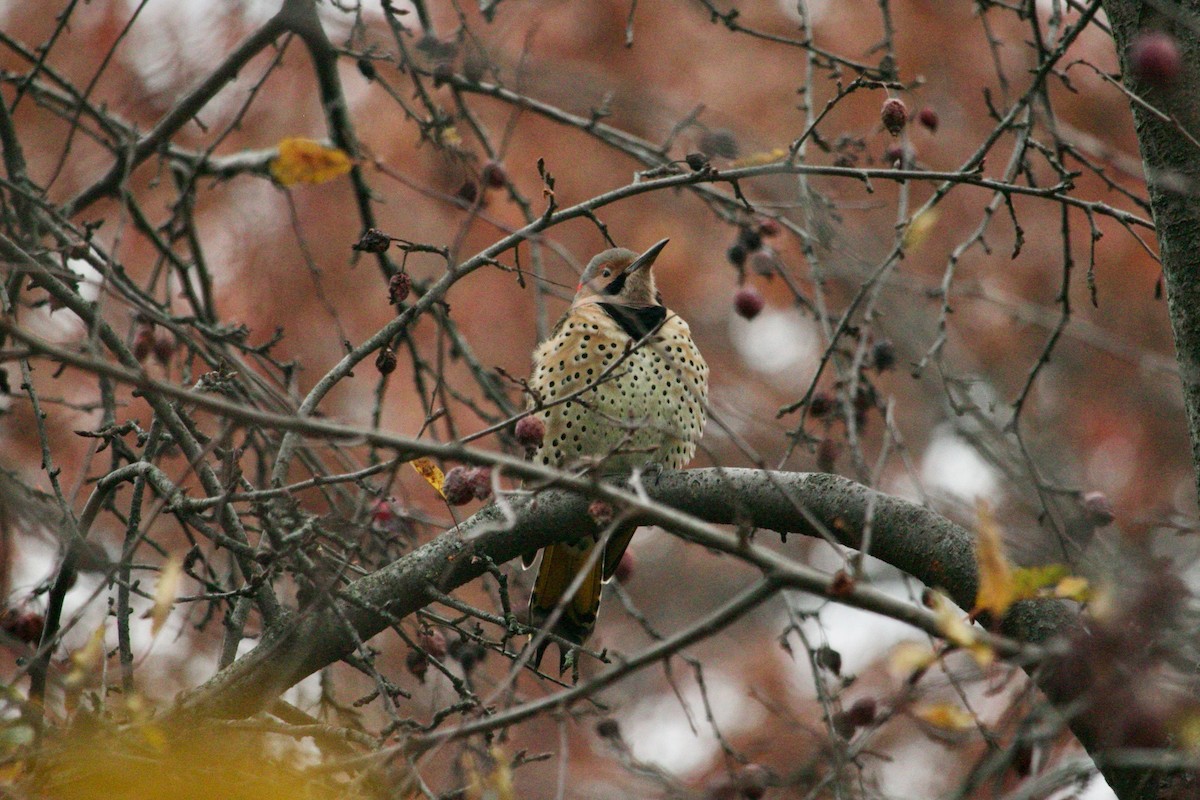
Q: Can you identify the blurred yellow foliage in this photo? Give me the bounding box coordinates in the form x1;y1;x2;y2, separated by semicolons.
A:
21;715;391;800
913;702;975;731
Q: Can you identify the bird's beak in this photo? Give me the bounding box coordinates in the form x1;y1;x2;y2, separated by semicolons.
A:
626;238;669;274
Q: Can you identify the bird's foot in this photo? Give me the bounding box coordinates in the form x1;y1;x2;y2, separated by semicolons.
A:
637;461;666;486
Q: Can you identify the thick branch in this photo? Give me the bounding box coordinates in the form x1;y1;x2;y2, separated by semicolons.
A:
167;469;1072;720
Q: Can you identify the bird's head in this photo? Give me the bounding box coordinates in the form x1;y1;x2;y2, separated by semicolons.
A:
572;238;668;308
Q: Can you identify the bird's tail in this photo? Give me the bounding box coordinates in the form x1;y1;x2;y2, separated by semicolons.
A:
528;540;604;673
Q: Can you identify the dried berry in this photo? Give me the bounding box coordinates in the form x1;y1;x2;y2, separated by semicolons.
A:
684;152;710;171
431;61;454;87
448;637;487;672
375;346;397;376
354;228;391;253
726;243;748;267
1082;491;1115;527
467;466;493;500
417;627;448;659
1130;31;1181;88
917;107;939;132
132;326;155;362
809;391;834;418
734;285;765;320
736;226;763;252
872;339;897;372
881;97;908;136
698;128;739;159
357;58;377;81
442;466;475;505
389;271;412;305
406;649;429;682
613;550;635;583
480;160;507;188
829;569;855;596
595;718;621;739
456;180;479;204
514;415;545;451
152;332;176;366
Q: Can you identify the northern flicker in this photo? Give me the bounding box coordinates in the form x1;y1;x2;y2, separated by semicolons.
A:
524;238;708;668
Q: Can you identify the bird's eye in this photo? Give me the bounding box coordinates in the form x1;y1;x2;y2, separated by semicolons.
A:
601;269;612;278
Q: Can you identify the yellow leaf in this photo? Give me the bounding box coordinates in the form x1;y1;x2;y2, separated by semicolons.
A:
1054;575;1091;602
973;499;1016;617
930;590;994;667
1011;564;1070;599
148;556;183;637
66;625;106;686
913;702;975;731
411;458;446;499
269;138;352;186
889;641;936;678
731;147;788;168
901;208;939;251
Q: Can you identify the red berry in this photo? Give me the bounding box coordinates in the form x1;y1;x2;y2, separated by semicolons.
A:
442;466;475;505
152;332;175;366
881;98;908;136
132;326;154;362
917;107;939;132
883;142;914;168
1;609;44;644
467;466;492;500
758;218;782;237
733;286;765;319
1082;491;1115;527
514;415;545;451
370;498;396;526
588;499;614;526
480;160;507;188
613;550;635;583
1130;31;1181;88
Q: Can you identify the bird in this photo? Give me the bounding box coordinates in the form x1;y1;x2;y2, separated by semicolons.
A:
523;238;708;671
